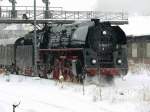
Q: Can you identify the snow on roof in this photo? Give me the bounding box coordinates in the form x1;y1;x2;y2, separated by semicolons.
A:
0;30;30;45
0;24;33;45
121;16;150;36
0;37;19;46
3;24;33;31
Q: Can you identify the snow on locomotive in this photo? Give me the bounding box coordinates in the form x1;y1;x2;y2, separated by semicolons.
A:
39;19;128;82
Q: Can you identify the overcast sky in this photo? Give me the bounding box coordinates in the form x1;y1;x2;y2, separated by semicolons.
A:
0;0;150;14
95;0;150;14
0;0;97;10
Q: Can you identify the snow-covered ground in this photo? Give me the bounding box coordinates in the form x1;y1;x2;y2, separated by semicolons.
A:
0;70;150;112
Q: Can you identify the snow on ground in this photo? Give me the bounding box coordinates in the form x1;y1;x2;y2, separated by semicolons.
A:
0;71;150;112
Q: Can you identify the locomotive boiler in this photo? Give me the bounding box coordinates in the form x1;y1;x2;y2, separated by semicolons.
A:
39;19;128;81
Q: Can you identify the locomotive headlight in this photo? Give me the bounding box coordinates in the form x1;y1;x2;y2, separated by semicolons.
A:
117;59;122;64
91;59;97;65
102;31;107;35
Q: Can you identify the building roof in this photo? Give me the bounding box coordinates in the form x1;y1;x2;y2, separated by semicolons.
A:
0;38;19;46
121;16;150;36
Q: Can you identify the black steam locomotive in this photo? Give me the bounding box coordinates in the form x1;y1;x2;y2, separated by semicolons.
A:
39;19;128;81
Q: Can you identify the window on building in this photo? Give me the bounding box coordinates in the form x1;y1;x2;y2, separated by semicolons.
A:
146;43;150;58
132;43;137;58
127;43;132;58
137;43;146;58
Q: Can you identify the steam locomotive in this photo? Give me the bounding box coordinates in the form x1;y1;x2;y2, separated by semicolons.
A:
39;19;128;81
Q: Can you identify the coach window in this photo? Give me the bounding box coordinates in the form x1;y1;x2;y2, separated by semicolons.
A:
132;43;137;58
146;43;150;58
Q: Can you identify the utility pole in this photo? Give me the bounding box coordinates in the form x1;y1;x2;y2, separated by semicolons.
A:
42;0;50;19
9;0;17;18
34;0;38;76
0;6;1;18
